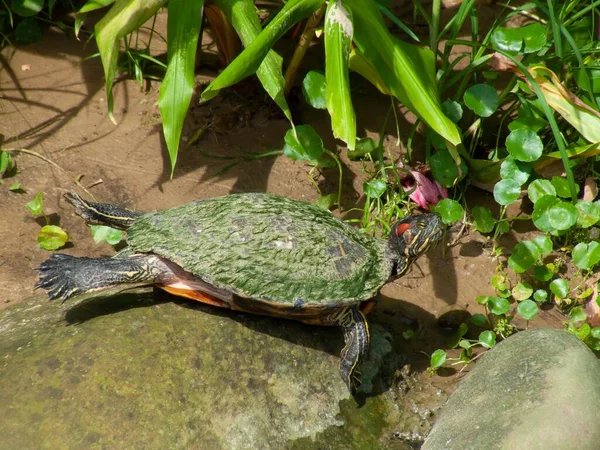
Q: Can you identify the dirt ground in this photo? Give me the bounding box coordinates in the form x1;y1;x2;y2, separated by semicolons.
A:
0;11;565;399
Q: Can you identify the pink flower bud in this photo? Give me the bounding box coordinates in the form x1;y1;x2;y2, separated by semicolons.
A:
402;170;448;211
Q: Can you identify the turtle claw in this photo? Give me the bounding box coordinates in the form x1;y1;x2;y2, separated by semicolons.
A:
36;254;82;302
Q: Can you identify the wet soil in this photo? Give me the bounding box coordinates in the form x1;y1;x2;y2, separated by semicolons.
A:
0;8;566;425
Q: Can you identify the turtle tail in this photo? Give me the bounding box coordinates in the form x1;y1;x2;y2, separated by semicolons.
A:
36;254;157;302
64;192;141;230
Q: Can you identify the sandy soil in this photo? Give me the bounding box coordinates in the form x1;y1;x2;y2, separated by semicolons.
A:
0;11;565;398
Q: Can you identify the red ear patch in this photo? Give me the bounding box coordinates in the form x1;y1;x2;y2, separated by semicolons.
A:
395;223;413;236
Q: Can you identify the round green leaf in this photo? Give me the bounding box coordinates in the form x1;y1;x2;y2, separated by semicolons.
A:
528;179;556;204
302;71;327;109
283;125;324;162
570;306;588;323
470;313;487;326
488;297;511;315
533;289;548;303
472;206;495;233
490;23;547;54
508;117;547;132
493;179;521;206
505;129;543;162
315;193;337;210
532;195;561;232
442;99;463;123
476;295;492;305
534;264;555;281
364;179;387;198
576;201;600;228
512;283;533;301
434;199;464;225
430;349;447;368
491;275;506;291
430;150;468;188
90;225;124;246
546;201;578;231
478;330;496;349
348;137;380;160
572;241;600;270
11;0;43;17
500;156;531;186
517;299;538;321
551;176;579;199
549;278;569;299
532;235;552;256
15;17;42;44
25;191;43;215
591;327;600;339
496;221;510;235
508;240;541;273
463;84;499;118
37;225;69;251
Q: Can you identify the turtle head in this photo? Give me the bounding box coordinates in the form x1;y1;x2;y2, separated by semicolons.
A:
388;213;444;274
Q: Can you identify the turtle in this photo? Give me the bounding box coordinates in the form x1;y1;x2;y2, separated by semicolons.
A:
36;192;444;392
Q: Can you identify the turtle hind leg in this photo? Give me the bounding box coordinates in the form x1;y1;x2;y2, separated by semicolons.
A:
64;192;141;230
337;306;370;393
36;254;158;303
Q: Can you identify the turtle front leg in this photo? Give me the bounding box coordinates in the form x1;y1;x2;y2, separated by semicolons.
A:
336;306;370;393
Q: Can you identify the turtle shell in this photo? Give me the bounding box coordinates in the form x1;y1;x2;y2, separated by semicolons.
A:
127;193;393;309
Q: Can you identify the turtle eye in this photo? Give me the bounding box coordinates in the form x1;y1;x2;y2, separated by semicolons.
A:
416;221;427;230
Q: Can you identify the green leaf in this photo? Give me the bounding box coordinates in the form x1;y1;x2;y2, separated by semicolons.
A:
348;137;380;160
315;193;337;210
463;84;499;118
37;225;69;251
532;195;561;232
478;330;496;349
491;275;506;291
517;299;538;321
512;283;533;301
364;179;387;198
533;289;548;303
0;151;13;175
442;99;463;123
500;156;531;186
201;0;325;102
429;349;447;369
506;129;543;162
528;179;556;204
471;206;495;233
344;0;461;145
549;278;569;299
493;179;521;206
158;0;204;175
576;201;600;228
434;199;464;225
591;327;600;339
95;0;167;123
430;150;467;188
532;235;552;256
76;0;116;37
490;23;546;54
471;313;487;326
90;225;123;245
214;0;292;122
572;241;600;270
282;125;325;163
534;263;555;282
11;0;43;17
508;116;547;132
9;182;21;191
551;176;579;199
570;306;588;323
302;71;327;109
25;191;43;215
15;17;41;44
546;201;578;231
476;295;491;305
324;0;356;149
488;297;510;315
508;240;541;273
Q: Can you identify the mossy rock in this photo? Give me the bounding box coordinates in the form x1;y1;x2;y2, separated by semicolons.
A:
0;291;413;450
422;328;600;450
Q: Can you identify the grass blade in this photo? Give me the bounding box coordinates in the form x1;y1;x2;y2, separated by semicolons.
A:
158;0;204;175
200;0;326;103
324;0;356;149
95;0;166;123
214;0;292;122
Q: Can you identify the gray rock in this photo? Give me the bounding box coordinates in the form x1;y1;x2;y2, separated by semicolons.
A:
0;290;420;450
422;328;600;450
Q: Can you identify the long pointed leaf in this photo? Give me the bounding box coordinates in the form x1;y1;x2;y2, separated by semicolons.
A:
324;0;356;149
158;0;204;174
344;0;462;146
95;0;166;123
75;0;115;38
200;0;325;103
214;0;292;122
